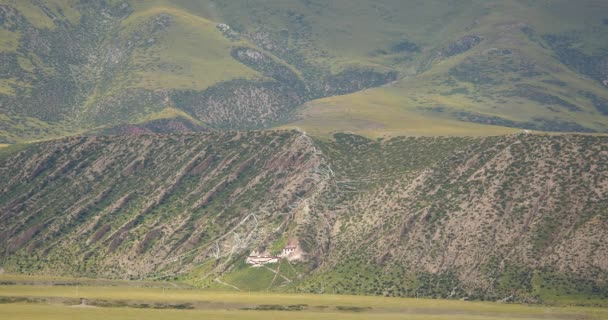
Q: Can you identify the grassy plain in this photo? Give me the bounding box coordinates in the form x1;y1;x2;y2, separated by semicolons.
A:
0;275;607;320
3;303;606;320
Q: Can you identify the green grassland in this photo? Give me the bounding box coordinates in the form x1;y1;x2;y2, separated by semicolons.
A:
3;303;602;320
282;88;521;138
0;275;607;320
2;0;608;142
205;0;484;71
0;29;19;52
281;0;608;137
118;4;261;91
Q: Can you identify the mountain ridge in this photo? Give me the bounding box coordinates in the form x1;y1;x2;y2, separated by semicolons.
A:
1;130;607;304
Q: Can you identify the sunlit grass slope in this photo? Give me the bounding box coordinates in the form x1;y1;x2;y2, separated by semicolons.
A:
281;0;608;136
283;87;520;138
120;5;260;91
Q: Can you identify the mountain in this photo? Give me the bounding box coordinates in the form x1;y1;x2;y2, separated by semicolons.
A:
0;0;397;143
1;0;608;143
297;133;608;303
2;0;608;307
283;0;608;137
1;130;607;304
0;131;326;279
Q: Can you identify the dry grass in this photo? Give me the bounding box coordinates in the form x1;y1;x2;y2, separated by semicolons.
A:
3;303;604;320
0;281;606;320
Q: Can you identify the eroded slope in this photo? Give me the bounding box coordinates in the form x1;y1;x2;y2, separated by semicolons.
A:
295;134;608;303
0;130;329;279
1;132;607;303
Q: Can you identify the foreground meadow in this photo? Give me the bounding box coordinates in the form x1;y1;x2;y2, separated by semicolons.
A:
0;275;607;320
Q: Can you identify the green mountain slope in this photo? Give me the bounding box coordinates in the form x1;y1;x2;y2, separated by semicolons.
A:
1;1;608;142
0;0;397;143
3;0;608;307
282;0;608;136
1;131;607;303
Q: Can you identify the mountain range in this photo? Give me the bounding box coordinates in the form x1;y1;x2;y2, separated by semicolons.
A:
1;0;608;305
1;131;607;304
1;0;608;143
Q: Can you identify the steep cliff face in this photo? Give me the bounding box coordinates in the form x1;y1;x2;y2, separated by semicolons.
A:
1;132;607;302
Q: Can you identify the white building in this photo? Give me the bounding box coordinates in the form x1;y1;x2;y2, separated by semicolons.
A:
217;23;231;32
280;246;297;258
245;250;279;267
246;255;279;267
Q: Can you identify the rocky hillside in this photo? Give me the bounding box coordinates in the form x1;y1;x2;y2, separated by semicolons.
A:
0;131;330;280
296;133;608;304
1;131;607;303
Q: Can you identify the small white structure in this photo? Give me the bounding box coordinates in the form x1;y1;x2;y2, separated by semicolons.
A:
246;255;279;267
280;246;297;258
217;23;231;32
246;244;303;267
216;23;240;39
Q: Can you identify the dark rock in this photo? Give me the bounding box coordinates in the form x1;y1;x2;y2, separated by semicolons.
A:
454;111;596;132
543;34;608;85
441;35;483;57
504;84;581;112
580;91;608;115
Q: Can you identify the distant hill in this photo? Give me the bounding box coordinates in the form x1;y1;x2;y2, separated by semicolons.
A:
280;0;608;137
1;0;608;142
0;0;397;143
1;131;607;304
